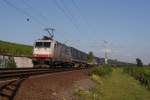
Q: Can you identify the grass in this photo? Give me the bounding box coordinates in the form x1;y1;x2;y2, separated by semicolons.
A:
74;87;101;100
0;40;32;56
100;68;150;100
123;66;150;90
75;66;112;100
75;67;150;100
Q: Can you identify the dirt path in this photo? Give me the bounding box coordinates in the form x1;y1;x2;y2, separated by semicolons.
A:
13;69;95;100
100;68;150;100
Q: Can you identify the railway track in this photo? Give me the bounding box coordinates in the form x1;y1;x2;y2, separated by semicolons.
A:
0;66;94;100
0;67;87;80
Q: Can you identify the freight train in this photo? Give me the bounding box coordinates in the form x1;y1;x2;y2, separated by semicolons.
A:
32;36;100;67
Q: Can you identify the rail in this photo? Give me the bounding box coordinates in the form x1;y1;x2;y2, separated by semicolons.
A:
0;67;88;80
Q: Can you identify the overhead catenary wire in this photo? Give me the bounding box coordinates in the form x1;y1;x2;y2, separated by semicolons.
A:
53;0;81;33
71;0;108;58
71;0;91;27
71;0;100;38
3;0;47;27
21;0;49;24
59;0;78;26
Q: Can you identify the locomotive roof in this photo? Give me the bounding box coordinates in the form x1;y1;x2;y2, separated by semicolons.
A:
36;36;53;40
35;39;52;42
70;47;87;54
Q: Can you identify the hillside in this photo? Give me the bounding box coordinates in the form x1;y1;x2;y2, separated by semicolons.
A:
0;40;32;56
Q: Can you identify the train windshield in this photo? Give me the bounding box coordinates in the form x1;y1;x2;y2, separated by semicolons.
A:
35;42;42;48
35;42;51;48
44;42;51;47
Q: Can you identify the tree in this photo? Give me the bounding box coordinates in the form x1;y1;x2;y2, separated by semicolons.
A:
87;51;94;63
136;58;143;67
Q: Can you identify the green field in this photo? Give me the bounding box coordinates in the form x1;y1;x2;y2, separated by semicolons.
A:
75;67;150;100
0;40;32;56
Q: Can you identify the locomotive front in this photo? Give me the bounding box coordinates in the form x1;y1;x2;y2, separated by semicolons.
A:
32;37;55;67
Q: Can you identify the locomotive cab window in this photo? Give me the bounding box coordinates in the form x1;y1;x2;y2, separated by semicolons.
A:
44;42;51;48
35;42;42;48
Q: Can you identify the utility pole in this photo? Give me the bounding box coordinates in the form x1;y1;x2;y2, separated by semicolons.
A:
104;48;108;64
103;40;109;64
44;28;55;39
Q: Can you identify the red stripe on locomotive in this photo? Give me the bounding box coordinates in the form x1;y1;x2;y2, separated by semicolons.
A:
33;54;50;58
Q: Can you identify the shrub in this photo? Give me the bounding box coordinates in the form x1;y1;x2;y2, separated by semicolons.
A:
6;60;16;68
123;67;150;90
90;65;113;76
0;57;17;68
136;58;143;67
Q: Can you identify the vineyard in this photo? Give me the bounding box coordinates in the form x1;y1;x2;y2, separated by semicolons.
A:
124;67;150;90
0;40;32;56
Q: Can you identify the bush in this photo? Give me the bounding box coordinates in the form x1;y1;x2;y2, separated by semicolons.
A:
91;65;113;76
6;60;16;68
123;67;150;90
0;57;17;68
136;58;143;67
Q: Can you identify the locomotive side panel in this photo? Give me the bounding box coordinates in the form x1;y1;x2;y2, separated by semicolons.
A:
80;51;87;63
53;42;71;63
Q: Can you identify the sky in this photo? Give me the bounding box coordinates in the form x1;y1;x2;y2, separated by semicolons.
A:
0;0;150;64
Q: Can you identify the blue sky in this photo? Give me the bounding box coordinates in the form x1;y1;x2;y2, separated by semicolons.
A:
0;0;150;64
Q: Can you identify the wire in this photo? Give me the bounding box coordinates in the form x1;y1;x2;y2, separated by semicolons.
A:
71;0;91;28
53;0;80;33
21;0;49;24
60;0;77;25
3;0;47;27
59;0;82;32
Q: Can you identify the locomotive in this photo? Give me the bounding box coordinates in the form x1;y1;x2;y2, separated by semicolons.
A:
32;36;89;67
